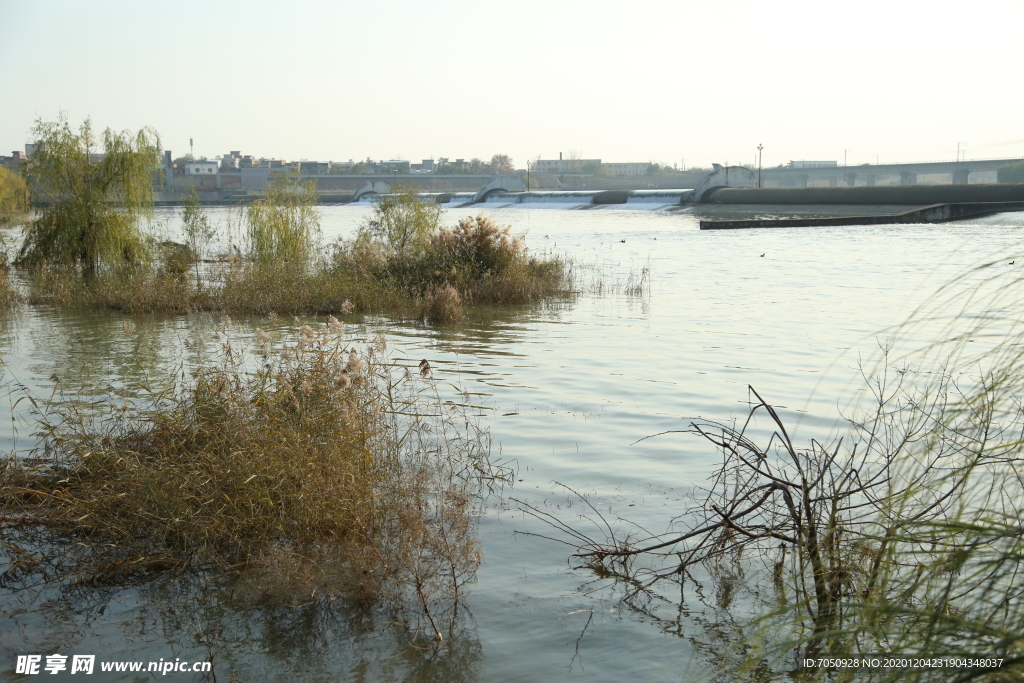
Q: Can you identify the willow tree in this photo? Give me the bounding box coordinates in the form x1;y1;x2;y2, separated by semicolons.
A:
360;184;441;259
18;115;160;274
0;166;29;226
246;173;321;268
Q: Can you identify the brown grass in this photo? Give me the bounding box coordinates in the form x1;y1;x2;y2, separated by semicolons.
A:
19;212;568;321
0;323;503;630
414;284;464;323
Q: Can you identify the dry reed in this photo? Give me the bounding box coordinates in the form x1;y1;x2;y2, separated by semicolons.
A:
0;323;504;633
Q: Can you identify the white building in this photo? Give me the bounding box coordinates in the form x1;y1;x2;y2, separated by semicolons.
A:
536;158;601;174
605;162;649;176
185;160;219;175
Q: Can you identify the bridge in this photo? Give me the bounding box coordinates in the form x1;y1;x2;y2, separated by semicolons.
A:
761;157;1023;188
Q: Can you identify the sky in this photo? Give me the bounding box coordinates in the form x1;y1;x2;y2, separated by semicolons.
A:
2;0;1022;169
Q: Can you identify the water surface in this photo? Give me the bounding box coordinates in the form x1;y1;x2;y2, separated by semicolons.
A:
3;205;1022;681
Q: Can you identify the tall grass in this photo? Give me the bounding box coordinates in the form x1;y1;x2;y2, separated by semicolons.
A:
0;322;505;634
23;204;568;320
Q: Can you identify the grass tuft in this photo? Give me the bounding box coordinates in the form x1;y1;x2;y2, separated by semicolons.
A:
0;323;504;629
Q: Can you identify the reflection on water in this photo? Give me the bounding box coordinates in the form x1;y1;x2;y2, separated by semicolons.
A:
3;206;1024;680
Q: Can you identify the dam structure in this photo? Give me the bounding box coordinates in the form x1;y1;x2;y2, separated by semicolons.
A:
160;165;1024;228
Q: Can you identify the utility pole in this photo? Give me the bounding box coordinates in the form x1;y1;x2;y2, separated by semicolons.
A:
757;144;763;188
526;160;531;191
844;149;849;166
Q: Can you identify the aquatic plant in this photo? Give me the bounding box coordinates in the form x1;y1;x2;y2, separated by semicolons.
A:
0;323;505;636
414;284;464;323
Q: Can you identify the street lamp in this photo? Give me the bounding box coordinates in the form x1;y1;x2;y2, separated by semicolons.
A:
757;144;763;188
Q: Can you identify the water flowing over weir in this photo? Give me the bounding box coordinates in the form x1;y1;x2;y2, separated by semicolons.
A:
445;189;693;209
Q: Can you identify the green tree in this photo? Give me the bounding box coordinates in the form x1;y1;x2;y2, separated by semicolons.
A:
997;161;1024;183
18;115;160;274
646;163;660;175
360;184;440;258
172;154;195;169
181;189;216;288
246;173;321;268
489;154;514;174
0;166;29;226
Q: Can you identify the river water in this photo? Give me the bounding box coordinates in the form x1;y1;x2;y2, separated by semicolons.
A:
2;204;1023;681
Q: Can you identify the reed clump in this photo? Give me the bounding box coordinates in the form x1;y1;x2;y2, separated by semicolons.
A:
334;207;568;321
0;322;499;628
20;193;566;319
26;263;206;313
413;284;464;323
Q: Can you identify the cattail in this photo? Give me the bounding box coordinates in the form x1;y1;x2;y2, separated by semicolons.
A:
300;324;314;339
221;315;233;329
341;299;354;315
121;320;136;337
335;371;351;391
419;359;432;378
256;328;270;345
328;315;344;335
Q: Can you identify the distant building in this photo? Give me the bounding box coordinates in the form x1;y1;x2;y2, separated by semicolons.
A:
296;161;330;174
185;160;219;175
410;159;435;173
604;162;648;176
0;150;26;171
377;160;409;173
789;160;837;169
536;156;601;174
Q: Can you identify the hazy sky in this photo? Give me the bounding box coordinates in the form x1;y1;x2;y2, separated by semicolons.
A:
2;0;1022;169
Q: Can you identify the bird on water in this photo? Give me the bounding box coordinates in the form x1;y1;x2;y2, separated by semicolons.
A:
760;253;765;257
419;359;432;378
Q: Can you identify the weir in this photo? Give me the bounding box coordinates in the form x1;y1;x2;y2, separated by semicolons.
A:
441;189;693;208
